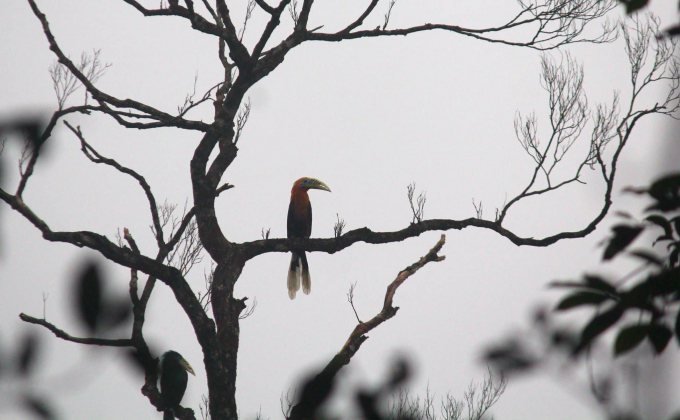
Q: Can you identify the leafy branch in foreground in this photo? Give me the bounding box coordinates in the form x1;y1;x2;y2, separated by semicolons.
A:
484;173;680;419
552;173;680;357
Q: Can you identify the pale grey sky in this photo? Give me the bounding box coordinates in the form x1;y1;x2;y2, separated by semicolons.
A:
1;1;680;419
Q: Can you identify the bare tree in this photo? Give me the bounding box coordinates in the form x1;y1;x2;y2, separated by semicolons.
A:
1;1;678;419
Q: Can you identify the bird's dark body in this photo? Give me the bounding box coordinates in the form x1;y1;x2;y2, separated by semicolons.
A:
287;194;312;238
287;198;311;287
160;351;189;420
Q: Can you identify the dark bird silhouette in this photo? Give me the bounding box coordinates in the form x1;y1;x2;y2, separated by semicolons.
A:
287;177;331;299
159;351;195;420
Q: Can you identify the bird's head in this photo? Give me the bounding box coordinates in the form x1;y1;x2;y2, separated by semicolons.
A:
293;177;331;193
160;351;196;376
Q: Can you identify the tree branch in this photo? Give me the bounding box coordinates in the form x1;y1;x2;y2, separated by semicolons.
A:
253;0;275;14
289;235;446;419
64;121;166;250
214;0;252;66
14;105;96;198
296;0;314;31
122;0;222;37
19;313;133;347
251;0;292;61
0;189;217;348
240;210;612;261
304;0;616;51
28;0;211;132
340;0;380;35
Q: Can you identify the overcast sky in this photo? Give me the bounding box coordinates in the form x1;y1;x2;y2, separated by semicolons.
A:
2;1;680;419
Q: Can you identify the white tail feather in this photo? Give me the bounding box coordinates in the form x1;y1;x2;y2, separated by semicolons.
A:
287;255;302;300
301;269;311;295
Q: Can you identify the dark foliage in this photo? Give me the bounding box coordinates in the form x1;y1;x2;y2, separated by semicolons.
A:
550;174;680;358
0;117;47;149
289;358;412;420
23;395;55;420
75;263;102;332
74;262;132;334
0;259;147;419
17;333;39;376
618;0;680;37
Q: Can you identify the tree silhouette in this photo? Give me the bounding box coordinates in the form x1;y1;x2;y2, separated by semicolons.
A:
1;1;679;419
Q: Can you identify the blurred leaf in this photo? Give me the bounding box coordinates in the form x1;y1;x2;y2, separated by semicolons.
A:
672;216;680;236
548;276;617;295
584;275;617;294
550;329;580;351
647;214;674;244
647;173;680;212
614;325;648;356
386;357;410;388
622;186;648;195
548;280;586;289
603;225;644;261
23;395;55;420
0;338;4;379
638;268;680;298
290;370;337;419
555;291;609;311
676;308;680;346
75;263;102;333
484;340;536;373
668;24;680;38
615;211;634;219
619;0;649;14
575;305;625;354
357;391;380;420
648;325;672;354
628;249;664;266
17;333;39;376
533;307;548;325
0;117;47;149
102;300;132;330
645;214;673;231
672;247;680;268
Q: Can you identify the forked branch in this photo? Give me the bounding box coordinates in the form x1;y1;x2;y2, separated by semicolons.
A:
497;15;678;225
305;0;617;51
28;0;211;132
64;121;166;250
288;235;446;420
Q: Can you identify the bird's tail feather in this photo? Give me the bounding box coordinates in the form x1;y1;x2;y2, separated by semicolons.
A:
164;409;174;420
288;252;302;300
301;252;311;295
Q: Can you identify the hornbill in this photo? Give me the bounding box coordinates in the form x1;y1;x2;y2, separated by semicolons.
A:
159;351;195;420
287;177;331;299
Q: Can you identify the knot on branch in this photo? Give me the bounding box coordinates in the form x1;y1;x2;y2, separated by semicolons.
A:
233;296;248;315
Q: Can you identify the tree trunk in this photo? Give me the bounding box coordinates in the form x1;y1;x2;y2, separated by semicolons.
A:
209;251;247;420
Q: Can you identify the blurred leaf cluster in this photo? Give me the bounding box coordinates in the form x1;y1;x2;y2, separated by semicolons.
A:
552;174;680;357
618;0;680;36
0;261;138;420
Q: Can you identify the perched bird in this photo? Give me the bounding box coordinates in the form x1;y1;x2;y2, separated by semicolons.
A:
287;177;331;299
159;351;195;420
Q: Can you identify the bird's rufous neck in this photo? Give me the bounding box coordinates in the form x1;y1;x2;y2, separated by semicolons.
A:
291;187;309;202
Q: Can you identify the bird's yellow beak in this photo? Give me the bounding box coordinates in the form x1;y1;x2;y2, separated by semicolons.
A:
306;178;331;193
180;358;196;376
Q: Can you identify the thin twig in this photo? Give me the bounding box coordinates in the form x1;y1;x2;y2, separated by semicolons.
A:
346;282;362;323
